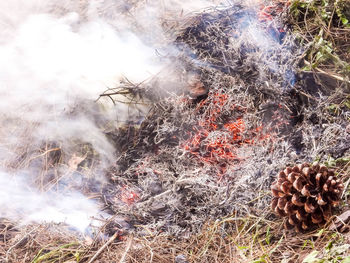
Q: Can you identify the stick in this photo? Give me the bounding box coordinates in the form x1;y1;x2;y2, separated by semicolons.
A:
119;236;133;263
6;227;39;262
87;232;119;263
303;60;350;84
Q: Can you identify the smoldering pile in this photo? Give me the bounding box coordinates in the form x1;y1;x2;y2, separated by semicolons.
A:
1;1;350;262
98;1;349;237
1;0;349;246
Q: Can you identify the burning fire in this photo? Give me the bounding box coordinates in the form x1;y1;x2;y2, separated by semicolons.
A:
180;0;294;174
182;90;270;169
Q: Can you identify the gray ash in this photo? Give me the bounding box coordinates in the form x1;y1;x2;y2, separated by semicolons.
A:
98;3;350;237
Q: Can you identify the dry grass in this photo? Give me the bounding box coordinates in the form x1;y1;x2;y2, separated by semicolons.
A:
287;0;350;84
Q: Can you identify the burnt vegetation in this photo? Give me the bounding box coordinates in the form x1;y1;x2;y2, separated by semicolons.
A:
1;0;350;262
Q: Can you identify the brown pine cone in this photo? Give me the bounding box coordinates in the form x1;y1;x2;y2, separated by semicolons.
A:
271;163;344;232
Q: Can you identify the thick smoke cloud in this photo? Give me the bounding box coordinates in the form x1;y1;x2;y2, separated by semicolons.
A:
0;0;219;231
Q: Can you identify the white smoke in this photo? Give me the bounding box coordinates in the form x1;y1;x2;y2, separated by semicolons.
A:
0;0;219;231
0;1;163;231
0;171;98;232
0;8;163;164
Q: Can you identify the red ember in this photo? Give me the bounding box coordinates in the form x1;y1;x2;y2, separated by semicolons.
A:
182;91;270;169
120;186;139;205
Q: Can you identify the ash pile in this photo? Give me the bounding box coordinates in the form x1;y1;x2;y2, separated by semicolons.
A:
101;1;350;237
